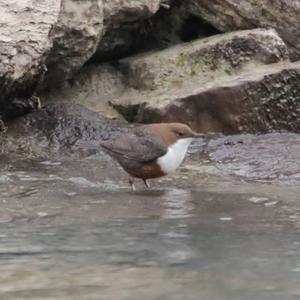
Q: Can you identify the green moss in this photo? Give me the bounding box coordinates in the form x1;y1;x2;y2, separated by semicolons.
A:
175;53;187;67
261;8;270;18
190;58;206;76
224;67;232;75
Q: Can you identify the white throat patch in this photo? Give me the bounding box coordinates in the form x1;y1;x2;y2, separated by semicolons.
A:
157;138;193;174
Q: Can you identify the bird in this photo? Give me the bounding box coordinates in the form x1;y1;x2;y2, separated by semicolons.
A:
98;123;203;190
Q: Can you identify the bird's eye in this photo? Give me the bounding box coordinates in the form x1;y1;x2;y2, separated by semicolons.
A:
177;131;184;137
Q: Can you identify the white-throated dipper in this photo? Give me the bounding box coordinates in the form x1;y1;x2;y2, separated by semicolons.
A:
99;123;203;190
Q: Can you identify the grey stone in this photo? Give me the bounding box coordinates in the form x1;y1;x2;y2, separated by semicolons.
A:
116;28;288;91
108;29;299;133
41;64;125;119
44;0;104;87
42;28;299;134
8;103;129;150
134;62;300;133
103;0;160;28
187;0;300;60
94;0;161;61
0;0;61;112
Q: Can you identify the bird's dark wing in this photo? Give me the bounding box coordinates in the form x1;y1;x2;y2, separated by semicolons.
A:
100;130;167;163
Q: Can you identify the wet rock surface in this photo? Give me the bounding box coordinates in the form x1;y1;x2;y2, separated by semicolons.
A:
0;132;299;299
6;103;129;154
188;0;300;60
190;133;300;182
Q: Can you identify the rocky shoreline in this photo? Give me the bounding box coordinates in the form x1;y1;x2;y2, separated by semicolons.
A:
0;0;299;156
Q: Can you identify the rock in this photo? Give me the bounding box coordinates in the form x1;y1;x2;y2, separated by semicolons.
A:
107;28;298;133
93;0;162;61
103;0;160;28
8;103;129;150
0;0;61;114
41;64;124;119
116;28;288;91
124;62;300;133
41;28;298;134
187;0;300;60
93;1;223;63
5;96;41;120
43;0;104;87
204;133;300;180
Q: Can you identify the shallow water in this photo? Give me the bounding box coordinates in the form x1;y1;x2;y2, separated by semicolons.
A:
0;133;300;300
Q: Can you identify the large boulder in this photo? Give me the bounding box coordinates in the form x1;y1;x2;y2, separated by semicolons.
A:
129;62;300;133
109;29;299;133
43;0;104;87
0;0;61;114
116;28;288;91
187;0;300;60
103;0;161;28
93;0;162;61
41;64;125;119
41;28;300;134
8;103;129;150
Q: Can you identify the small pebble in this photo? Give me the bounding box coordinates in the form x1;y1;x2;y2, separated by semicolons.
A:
64;192;77;197
37;212;48;217
264;201;279;207
40;161;62;166
219;217;233;221
291;267;300;273
248;197;269;204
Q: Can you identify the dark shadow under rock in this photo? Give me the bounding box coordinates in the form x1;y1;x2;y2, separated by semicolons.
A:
91;1;221;64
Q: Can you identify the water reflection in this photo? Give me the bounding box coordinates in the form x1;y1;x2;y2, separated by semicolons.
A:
162;189;194;219
161;189;194;265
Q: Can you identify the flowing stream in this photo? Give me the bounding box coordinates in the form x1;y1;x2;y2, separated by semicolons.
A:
0;133;299;300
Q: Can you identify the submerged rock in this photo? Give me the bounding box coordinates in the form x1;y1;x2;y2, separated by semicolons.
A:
187;0;300;60
203;133;300;181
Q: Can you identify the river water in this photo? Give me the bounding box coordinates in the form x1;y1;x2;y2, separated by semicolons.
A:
0;133;299;300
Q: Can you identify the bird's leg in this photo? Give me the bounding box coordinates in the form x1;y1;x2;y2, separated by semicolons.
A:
129;177;136;191
142;178;151;189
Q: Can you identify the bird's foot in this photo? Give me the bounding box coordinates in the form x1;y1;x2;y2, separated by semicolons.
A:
129;177;136;191
142;178;151;189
